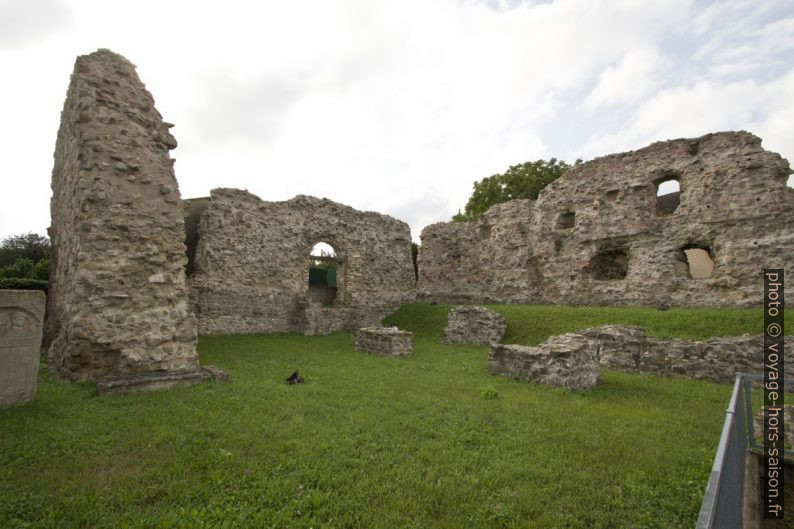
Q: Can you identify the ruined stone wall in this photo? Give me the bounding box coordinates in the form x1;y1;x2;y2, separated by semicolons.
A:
420;132;793;307
46;49;198;382
354;326;414;357
577;325;791;383
187;188;416;335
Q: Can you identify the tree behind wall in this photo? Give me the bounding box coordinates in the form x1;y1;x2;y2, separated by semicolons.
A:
453;158;577;222
0;233;50;281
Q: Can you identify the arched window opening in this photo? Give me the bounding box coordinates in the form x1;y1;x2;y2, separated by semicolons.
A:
557;211;575;229
308;242;339;306
585;248;628;280
655;177;680;215
678;244;714;279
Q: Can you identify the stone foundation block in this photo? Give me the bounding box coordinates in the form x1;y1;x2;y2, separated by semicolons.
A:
0;290;46;408
441;306;506;345
488;334;599;390
578;325;793;383
96;369;207;395
355;326;413;357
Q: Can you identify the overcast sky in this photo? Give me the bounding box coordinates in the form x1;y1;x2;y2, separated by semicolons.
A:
1;0;792;242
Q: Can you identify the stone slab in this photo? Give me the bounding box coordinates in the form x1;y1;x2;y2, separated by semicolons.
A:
96;369;207;395
0;290;45;408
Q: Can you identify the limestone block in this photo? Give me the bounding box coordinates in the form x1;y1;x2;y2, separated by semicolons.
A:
0;290;45;407
488;334;599;390
441;306;506;345
355;326;413;357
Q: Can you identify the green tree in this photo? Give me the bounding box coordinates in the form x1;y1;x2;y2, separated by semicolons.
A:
0;233;50;267
0;233;51;280
453;158;576;222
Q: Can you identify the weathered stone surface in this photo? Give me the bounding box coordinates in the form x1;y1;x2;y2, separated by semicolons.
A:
96;369;206;396
186;189;416;336
441;306;506;345
355;326;413;357
419;131;793;307
46;49;198;382
576;325;793;383
488;334;599;390
201;365;230;382
753;405;794;448
0;290;45;407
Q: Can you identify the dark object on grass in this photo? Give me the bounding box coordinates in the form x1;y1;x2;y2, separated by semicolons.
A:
286;371;304;384
657;302;671;311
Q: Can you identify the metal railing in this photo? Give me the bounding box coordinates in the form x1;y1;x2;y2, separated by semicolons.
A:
696;373;792;529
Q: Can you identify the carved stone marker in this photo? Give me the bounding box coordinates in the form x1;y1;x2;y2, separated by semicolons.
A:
1;290;45;407
488;334;599;390
441;306;506;345
355;326;413;357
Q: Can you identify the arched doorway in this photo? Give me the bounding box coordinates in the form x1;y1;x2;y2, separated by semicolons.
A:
308;242;340;305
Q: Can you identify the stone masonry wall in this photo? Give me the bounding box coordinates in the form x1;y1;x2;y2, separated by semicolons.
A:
488;334;600;390
354;326;414;357
578;325;792;383
441;306;506;345
420;132;793;307
46;49;198;382
187;188;416;335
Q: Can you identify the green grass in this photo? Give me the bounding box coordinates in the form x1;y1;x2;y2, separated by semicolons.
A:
0;304;782;528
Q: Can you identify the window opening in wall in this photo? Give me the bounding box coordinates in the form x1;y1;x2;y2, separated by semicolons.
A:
585;248;628;280
655;177;680;215
183;196;210;276
308;242;339;306
557;211;575;229
679;244;714;279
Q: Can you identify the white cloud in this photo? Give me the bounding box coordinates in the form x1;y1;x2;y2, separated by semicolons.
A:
0;0;72;50
583;47;665;110
0;0;792;243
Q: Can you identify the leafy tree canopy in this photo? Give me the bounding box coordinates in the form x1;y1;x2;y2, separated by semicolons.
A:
0;233;50;267
453;158;577;222
0;233;51;280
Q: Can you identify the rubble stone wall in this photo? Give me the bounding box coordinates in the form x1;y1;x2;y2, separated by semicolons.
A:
488;335;600;390
354;326;414;357
420;132;793;307
46;49;198;382
578;325;792;383
441;306;506;345
187;188;416;335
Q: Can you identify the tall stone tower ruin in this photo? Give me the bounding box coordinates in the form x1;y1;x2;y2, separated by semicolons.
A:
46;49;201;386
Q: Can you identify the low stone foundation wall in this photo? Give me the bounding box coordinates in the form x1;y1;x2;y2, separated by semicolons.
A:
354;326;413;357
95;365;228;395
488;334;599;390
0;290;45;408
577;325;793;383
442;306;506;345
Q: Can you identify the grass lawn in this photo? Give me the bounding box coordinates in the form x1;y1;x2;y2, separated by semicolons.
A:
0;304;785;528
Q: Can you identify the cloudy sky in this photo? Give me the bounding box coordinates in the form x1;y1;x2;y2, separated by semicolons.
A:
1;0;792;242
